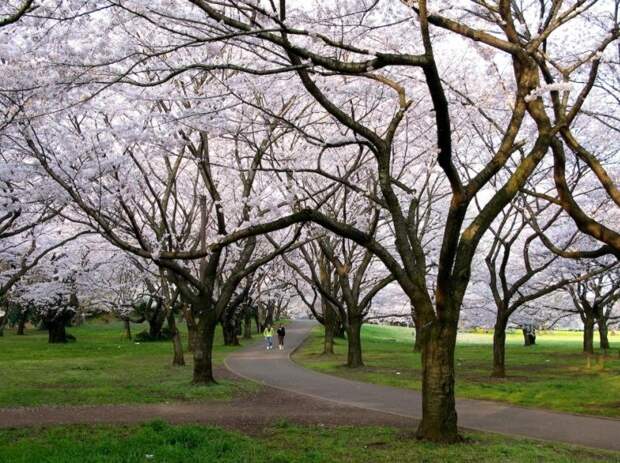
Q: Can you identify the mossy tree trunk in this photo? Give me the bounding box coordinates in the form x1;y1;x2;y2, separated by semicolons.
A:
322;297;339;355
416;319;459;442
48;318;68;343
191;310;218;385
243;306;253;339
583;315;595;355
597;315;610;351
346;316;363;368
413;317;422;353
167;313;185;366
492;316;508;378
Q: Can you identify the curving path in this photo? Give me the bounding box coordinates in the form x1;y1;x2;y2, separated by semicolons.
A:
225;320;620;451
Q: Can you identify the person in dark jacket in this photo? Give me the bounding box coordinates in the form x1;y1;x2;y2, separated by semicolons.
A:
277;325;286;350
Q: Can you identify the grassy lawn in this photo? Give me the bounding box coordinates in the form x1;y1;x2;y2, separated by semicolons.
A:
294;324;620;417
0;320;258;407
0;421;618;463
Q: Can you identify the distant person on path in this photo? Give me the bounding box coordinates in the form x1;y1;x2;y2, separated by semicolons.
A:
263;325;274;350
277;324;286;350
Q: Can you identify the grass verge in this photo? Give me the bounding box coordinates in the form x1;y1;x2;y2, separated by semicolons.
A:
1;420;618;462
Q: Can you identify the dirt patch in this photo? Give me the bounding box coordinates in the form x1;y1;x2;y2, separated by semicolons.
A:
0;385;416;431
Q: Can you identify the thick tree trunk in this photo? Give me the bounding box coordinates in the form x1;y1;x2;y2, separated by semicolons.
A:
254;311;261;334
413;319;422;353
598;317;610;351
583;316;595;354
48;319;68;343
416;320;460;443
191;314;217;385
491;317;507;378
222;318;240;346
346;318;364;368
16;315;27;336
243;309;253;339
148;318;164;339
167;313;185;366
522;328;536;346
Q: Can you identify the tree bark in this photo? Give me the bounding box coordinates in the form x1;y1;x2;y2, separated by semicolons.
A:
323;323;335;355
413;318;422;353
416;320;460;443
491;317;507;378
222;318;240;346
48;319;68;343
148;318;164;340
346;317;364;368
16;315;27;336
322;296;338;355
598;316;610;351
243;308;253;339
254;310;261;334
583;316;595;354
191;312;217;385
123;318;132;340
186;320;196;352
522;328;536;346
167;313;185;366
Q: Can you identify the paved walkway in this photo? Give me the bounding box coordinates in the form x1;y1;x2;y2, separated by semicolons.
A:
225;320;620;451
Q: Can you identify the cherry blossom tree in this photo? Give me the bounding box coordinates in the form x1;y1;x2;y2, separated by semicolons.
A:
479;189;607;377
563;263;620;354
2;0;618;443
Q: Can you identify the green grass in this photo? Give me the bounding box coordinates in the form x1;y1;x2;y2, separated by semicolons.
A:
0;421;618;462
294;324;620;417
0;320;258;407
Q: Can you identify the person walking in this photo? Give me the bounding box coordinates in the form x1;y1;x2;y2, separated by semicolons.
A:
277;324;286;350
263;325;274;350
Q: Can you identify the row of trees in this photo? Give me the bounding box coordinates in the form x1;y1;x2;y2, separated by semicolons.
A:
1;0;619;443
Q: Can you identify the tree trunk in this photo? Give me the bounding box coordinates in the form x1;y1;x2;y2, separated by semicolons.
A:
48;319;68;343
148;318;164;339
167;313;185;366
186;320;196;352
413;319;422;353
598;316;610;351
346;318;364;368
191;314;217;385
243;311;252;339
123;318;132;340
222;317;240;346
522;328;535;346
416;320;460;443
323;323;335;355
322;297;338;355
254;310;261;334
16;315;27;336
491;317;507;378
583;316;595;354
